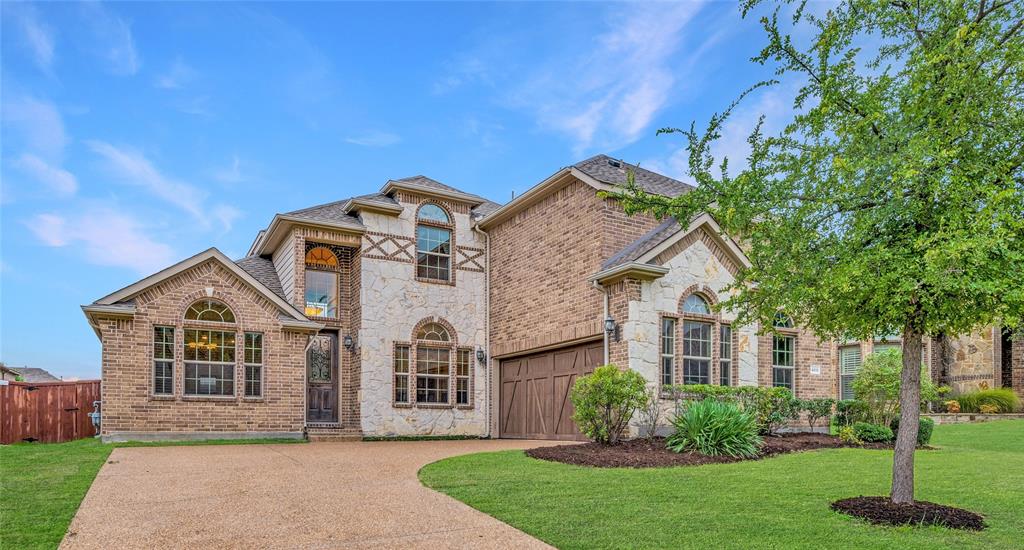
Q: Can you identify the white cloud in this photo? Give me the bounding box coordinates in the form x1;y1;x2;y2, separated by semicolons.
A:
345;131;401;147
154;57;196;89
80;2;140;76
212;204;242;233
445;2;710;155
86;141;237;231
14;154;78;196
212;155;244;184
710;83;798;177
30;213;68;246
28;209;174;274
1;95;67;161
6;3;55;72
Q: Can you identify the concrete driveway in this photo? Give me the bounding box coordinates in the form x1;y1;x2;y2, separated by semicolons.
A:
62;439;559;549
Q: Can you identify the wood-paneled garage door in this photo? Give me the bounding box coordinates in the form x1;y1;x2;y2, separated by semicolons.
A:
499;341;603;440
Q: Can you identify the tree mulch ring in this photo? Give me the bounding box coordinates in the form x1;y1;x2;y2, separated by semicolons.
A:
525;433;891;468
831;496;986;531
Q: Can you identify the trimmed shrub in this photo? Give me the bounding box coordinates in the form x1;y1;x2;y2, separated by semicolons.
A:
570;365;648;445
945;400;961;413
665;384;799;435
800;398;835;430
666;399;762;458
890;416;935;446
852;422;894;443
838;425;862;445
833;399;869;427
955;388;1020;413
852;349;942;426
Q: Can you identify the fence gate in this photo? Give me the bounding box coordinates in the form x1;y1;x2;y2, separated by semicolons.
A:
0;380;101;444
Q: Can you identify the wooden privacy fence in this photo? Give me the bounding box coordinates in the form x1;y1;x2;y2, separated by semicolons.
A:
0;380;101;444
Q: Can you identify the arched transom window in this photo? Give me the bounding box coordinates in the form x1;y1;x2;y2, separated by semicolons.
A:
682;294;711;315
416;203;452;282
184;299;236;323
416;322;450;341
305;246;339;268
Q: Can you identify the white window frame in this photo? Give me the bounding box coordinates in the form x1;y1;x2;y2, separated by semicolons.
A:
839;345;862;400
682;320;712;385
720;324;732;386
660;317;676;387
772;334;795;391
243;332;263;398
153;326;174;396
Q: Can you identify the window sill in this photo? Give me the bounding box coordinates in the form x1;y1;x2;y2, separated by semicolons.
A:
241;397;264;402
181;395;237;402
150;395;176;401
415;277;455;287
393;402;412;408
410;403;454;409
455;404;473;411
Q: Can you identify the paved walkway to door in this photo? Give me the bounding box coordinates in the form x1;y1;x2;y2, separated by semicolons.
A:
61;439;561;549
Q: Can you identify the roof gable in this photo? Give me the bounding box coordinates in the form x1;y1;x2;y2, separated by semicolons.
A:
90;248;315;328
601;213;751;277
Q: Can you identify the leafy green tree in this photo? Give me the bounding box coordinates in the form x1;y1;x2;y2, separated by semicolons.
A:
851;349;943;426
609;0;1024;504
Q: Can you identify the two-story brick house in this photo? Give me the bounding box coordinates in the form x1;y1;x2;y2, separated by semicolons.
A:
83;156;1022;441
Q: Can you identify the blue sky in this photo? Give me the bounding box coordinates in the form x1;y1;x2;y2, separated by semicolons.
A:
1;1;810;379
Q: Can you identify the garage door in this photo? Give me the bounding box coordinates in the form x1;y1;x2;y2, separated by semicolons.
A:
499;341;603;440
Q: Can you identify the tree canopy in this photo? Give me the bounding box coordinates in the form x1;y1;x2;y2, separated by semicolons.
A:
610;0;1024;342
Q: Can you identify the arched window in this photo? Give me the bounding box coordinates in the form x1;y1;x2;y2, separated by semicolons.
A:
416;203;452;282
417;204;450;224
305;246;339;268
184;299;236;323
682;294;711;314
773;313;793;328
416;322;450;342
394;319;472;407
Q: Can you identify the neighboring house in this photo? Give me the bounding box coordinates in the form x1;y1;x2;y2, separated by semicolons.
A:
0;363;20;382
82;155;1024;442
6;367;61;382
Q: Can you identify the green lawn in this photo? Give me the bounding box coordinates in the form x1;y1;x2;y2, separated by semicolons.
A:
420;421;1024;550
0;437;303;550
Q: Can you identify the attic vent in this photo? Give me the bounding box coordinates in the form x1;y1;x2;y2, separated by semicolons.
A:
607;159;622;168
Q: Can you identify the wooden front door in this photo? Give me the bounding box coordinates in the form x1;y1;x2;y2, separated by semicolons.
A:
499;341;603;440
306;333;338;423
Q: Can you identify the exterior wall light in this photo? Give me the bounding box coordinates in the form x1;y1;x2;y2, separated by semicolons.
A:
604;317;621;342
343;334;355;351
476;348;487;364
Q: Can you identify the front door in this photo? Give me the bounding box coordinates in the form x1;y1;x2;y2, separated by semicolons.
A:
306;333;338;423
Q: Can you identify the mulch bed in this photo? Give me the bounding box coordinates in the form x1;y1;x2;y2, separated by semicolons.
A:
525;433;892;469
831;496;986;531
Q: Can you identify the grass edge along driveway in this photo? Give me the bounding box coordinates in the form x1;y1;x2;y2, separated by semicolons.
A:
0;437;302;550
420;421;1024;550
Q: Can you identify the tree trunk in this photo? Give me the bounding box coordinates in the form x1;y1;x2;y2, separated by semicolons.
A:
891;329;923;504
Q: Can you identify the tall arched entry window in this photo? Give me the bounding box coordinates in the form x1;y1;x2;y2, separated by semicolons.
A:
415;203;452;282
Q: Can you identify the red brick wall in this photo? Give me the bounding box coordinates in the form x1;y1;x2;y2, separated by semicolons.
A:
488;177;658;358
97;260;307;435
757;327;837;399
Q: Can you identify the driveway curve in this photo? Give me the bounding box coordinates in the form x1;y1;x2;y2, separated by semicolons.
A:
62;439;559;549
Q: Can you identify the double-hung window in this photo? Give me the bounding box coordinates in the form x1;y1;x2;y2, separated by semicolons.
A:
839;345;862;400
415;346;450;403
394;345;411;403
682;321;712;384
184;328;236;396
455;349;471;405
244;332;263;398
660;317;676;387
772;334;795;391
720;325;732;386
416;204;452;282
153;326;174;395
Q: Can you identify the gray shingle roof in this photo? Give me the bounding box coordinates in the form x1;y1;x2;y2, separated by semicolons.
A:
283;201;365;229
601;217;682;269
10;367;61;382
350;192;401;208
471;199;502;219
235;256;287;301
574;154;694;197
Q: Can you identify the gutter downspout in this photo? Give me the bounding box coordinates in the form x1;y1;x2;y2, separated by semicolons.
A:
593;280;610;365
473;223;492;438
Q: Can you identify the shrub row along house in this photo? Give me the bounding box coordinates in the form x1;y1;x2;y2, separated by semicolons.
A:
82;156;1024;441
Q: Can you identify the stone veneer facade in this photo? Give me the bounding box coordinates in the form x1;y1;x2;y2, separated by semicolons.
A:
86;158;1023;441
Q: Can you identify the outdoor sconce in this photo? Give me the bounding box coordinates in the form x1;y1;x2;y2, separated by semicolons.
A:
476;348;487;364
604;317;621;342
343;334;355;351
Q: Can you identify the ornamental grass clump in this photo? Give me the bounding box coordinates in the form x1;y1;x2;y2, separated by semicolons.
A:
955;388;1020;413
666;399;762;458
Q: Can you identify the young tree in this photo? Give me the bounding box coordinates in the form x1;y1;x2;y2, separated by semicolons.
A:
609;0;1024;504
